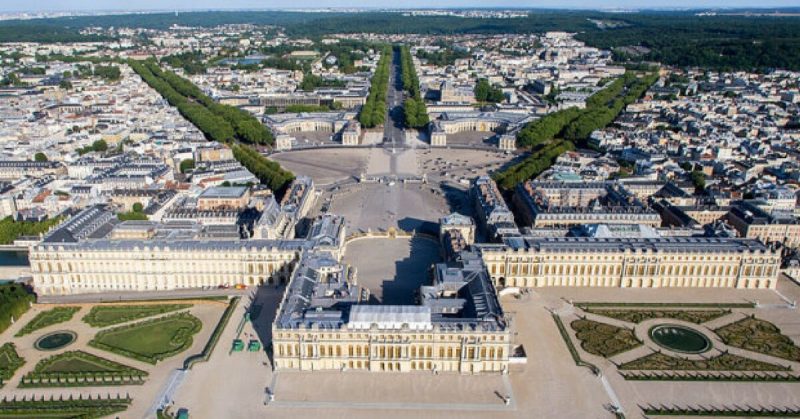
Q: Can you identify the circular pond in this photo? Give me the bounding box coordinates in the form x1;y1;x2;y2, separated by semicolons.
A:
649;324;711;354
34;330;77;351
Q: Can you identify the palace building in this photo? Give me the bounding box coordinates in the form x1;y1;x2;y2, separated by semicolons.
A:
272;251;511;374
477;236;780;290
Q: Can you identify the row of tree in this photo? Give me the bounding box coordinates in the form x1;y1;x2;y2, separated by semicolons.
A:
129;59;294;193
493;140;575;190
496;71;658;189
0;216;63;245
130;59;274;146
231;144;294;194
516;71;658;149
399;45;429;129
358;46;391;128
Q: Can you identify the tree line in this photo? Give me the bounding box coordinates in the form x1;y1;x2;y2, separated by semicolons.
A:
128;59;294;193
0;216;64;245
5;11;800;71
399;45;429;129
495;70;657;189
358;46;391;128
129;59;274;146
231;144;294;194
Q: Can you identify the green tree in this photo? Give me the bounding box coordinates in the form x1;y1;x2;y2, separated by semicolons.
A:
474;79;490;102
132;203;144;213
91;140;108;152
179;158;195;174
34;152;48;162
690;171;706;193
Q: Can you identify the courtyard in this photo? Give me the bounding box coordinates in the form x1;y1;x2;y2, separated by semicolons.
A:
342;236;441;304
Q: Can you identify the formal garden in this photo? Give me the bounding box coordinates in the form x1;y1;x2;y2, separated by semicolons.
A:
555;303;800;384
89;312;203;364
0;343;24;388
618;352;788;372
82;303;193;328
584;308;730;324
570;318;642;357
0;394;132;418
0;297;236;417
19;350;148;388
14;307;80;337
715;316;800;363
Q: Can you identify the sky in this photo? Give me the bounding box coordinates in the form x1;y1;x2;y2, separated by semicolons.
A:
2;0;800;13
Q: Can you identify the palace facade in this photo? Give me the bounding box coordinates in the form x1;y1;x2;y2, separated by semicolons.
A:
478;236;780;290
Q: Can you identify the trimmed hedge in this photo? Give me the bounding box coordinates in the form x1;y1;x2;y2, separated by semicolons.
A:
0;394;132;418
619;352;788;372
89;312;202;364
551;313;600;375
715;316;800;363
20;350;147;388
0;343;25;386
15;306;80;337
570;318;642;358
184;297;239;370
642;405;800;417
82;303;193;328
585;308;730;324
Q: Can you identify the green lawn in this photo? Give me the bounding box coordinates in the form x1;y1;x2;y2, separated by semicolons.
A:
15;307;80;337
82;304;193;328
89;312;202;364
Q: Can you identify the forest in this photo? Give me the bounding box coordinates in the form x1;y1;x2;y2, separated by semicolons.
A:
4;11;799;71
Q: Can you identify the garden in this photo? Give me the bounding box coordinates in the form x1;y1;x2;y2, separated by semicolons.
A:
15;307;80;337
585;308;730;324
89;312;202;364
618;352;788;372
0;343;24;388
0;394;132;418
715;316;800;363
19;350;148;388
570;318;642;357
82;303;193;328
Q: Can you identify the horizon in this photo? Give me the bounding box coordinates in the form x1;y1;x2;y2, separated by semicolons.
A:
3;3;800;14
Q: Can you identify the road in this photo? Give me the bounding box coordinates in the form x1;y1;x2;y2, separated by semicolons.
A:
38;287;248;304
383;47;408;175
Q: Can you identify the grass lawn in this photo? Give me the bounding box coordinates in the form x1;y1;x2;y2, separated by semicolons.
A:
15;307;80;337
82;303;193;328
89;312;202;364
